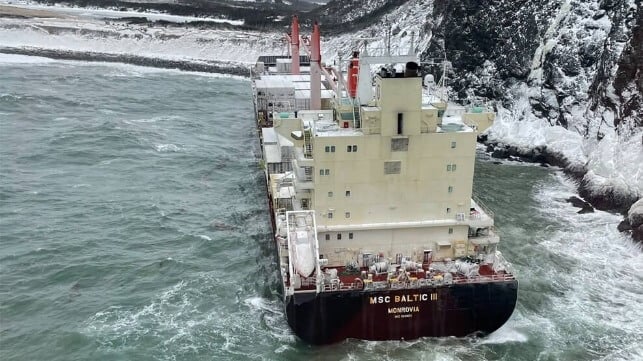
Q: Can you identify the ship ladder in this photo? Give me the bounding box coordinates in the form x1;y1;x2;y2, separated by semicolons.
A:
353;103;361;128
303;129;313;158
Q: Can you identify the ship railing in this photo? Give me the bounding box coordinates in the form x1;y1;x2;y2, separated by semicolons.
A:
452;273;516;284
309;273;516;293
472;194;495;219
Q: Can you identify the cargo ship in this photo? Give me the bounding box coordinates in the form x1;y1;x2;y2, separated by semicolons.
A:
251;16;517;345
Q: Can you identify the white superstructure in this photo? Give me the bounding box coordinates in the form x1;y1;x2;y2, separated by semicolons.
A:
253;37;506;296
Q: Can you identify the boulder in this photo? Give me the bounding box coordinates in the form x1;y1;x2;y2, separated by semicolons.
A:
566;196;595;214
627;199;643;242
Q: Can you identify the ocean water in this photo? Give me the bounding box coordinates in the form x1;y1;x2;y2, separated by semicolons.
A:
0;55;641;361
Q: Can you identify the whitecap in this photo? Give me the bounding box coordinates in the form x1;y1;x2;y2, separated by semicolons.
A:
197;235;212;241
0;93;23;101
479;325;528;344
155;144;181;152
243;296;273;312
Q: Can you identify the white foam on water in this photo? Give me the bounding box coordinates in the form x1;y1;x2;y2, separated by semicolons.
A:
0;93;23;101
527;172;643;356
0;53;57;64
197;235;211;241
154;144;182;153
479;325;528;345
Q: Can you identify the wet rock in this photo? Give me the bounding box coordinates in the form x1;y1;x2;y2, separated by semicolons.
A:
633;225;643;243
627;199;643;242
617;219;632;232
491;146;509;159
566;196;595;214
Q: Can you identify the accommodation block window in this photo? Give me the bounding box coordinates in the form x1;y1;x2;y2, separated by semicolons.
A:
345;212;351;218
337;233;342;240
319;169;330;176
448;186;453;193
384;161;402;175
391;138;409;151
446;164;457;172
451;141;456;149
347;145;358;152
349;233;354;240
345;190;351;197
325;234;330;240
324;145;336;153
448;227;453;234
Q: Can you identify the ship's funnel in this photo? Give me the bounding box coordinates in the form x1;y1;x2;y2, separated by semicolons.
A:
291;15;300;75
347;51;359;98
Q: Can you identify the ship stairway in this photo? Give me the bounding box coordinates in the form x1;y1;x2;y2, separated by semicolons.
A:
304;166;313;181
303;128;313;158
285;210;321;295
353;103;361;128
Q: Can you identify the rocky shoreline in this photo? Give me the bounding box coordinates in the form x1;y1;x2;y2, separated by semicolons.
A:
482;137;642;242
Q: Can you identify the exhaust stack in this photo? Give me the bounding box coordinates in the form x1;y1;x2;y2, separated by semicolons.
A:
347;51;359;98
290;15;300;75
310;21;321;110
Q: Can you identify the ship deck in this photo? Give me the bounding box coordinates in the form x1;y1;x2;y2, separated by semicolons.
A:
288;261;515;293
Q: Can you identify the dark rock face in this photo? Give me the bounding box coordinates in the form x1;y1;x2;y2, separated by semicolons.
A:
420;0;639;139
589;4;642;134
421;0;556;99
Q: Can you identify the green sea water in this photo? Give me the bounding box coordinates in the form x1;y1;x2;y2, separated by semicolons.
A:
1;55;641;361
